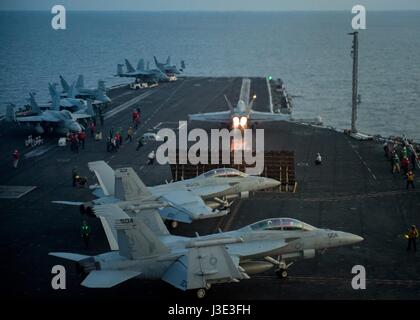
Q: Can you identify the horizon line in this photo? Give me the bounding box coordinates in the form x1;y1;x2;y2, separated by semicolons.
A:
1;9;420;12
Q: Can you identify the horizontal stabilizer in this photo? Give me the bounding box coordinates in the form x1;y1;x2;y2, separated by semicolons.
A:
162;255;188;291
81;270;141;288
187;246;243;289
49;252;90;262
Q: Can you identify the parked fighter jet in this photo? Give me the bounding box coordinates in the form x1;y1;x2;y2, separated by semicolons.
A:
116;58;169;82
59;75;111;104
49;199;363;298
5;92;94;134
153;56;184;75
189;78;290;129
53;161;280;230
48;83;87;112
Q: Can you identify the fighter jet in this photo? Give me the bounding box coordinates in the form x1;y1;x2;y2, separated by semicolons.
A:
189;78;290;129
153;56;184;75
48;83;87;112
5;92;94;134
49;199;363;298
59;75;111;104
53;161;280;230
116;58;169;82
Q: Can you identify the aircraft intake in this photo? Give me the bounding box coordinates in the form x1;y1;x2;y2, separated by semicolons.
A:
240;191;249;199
302;249;316;259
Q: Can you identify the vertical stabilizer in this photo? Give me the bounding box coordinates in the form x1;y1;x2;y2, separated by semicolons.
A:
116;218;170;259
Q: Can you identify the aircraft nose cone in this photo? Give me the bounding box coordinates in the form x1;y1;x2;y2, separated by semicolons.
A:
70;122;81;133
264;178;281;189
340;232;364;245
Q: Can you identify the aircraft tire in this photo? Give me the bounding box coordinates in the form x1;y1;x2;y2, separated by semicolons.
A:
276;269;288;279
197;288;206;299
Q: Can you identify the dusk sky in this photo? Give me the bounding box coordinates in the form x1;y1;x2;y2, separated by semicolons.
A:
1;0;420;11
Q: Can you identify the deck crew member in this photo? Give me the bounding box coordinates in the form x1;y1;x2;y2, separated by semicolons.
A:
72;168;78;187
136;136;144;151
12;149;20;169
406;225;419;252
147;150;156;165
126;127;134;143
80;220;92;248
78;131;86;149
392;153;400;174
406;171;415;189
314;152;322;165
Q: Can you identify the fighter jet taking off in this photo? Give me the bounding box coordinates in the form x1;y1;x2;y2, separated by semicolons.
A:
49;202;363;298
53;161;280;231
188;78;290;129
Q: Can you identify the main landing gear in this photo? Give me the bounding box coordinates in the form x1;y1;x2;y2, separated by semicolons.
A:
196;283;211;299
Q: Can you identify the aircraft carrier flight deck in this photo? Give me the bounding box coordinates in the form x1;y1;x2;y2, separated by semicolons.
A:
1;77;419;300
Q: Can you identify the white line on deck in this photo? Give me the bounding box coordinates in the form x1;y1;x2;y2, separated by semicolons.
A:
345;137;377;181
266;76;273;113
104;91;153;120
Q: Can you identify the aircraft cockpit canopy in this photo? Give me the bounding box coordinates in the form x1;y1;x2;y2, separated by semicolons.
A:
61;110;73;120
247;218;315;232
200;168;248;179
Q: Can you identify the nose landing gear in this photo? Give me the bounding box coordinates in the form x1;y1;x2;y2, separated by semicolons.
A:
265;256;294;279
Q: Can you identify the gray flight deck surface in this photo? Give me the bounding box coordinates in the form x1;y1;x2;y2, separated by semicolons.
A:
0;77;419;300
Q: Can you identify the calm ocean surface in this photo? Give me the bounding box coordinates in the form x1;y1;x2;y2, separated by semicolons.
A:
0;11;419;139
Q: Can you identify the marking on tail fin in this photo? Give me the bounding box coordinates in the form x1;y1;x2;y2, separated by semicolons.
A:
116;217;170;259
114;167;152;201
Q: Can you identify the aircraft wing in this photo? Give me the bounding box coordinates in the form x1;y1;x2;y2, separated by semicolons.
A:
188;111;231;123
88;161;115;196
249;110;290;122
15;115;60;123
93;204;131;251
72;113;92;120
158;190;228;222
162;245;247;291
